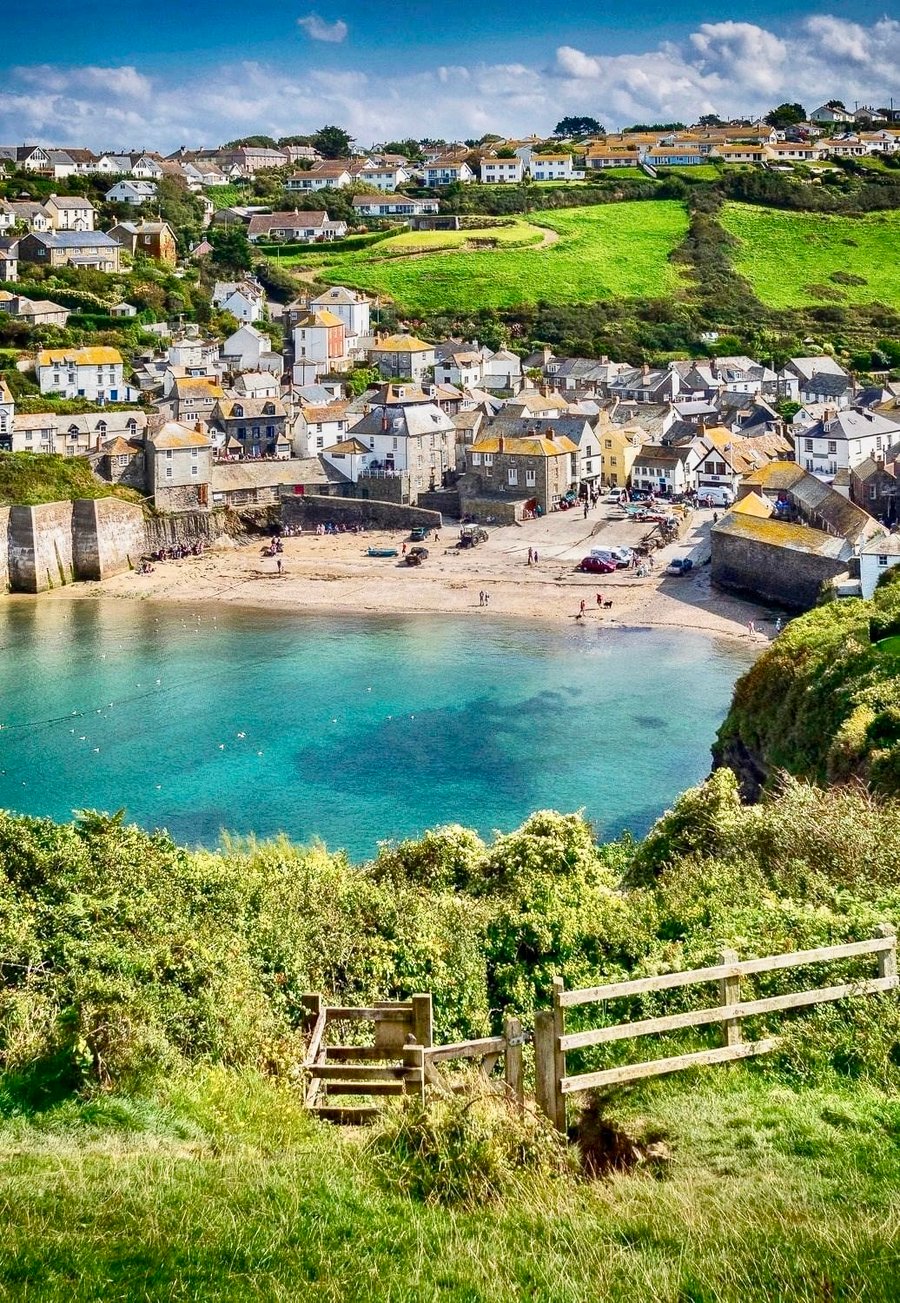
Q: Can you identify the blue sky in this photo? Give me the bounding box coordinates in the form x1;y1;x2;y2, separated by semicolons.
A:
2;6;899;148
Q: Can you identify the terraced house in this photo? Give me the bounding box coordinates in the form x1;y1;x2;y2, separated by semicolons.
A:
464;430;577;514
36;347;126;402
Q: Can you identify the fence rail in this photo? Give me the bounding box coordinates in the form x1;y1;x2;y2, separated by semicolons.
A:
535;925;897;1131
422;1016;525;1109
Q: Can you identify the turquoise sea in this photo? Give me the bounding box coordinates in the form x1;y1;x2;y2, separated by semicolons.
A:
0;601;754;861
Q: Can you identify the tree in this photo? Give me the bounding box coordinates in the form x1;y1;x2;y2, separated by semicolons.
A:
826;100;848;112
346;365;380;396
277;135;314;146
222;135;278;149
380;139;423;162
313;125;354;159
208;224;252;274
698;114;725;127
553;116;602;138
764;102;807;128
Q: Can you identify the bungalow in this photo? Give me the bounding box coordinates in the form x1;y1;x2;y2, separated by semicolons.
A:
246;211;348;243
285;163;353;191
643;147;705;166
106;179;158;205
17;230;120;272
36;346;126;402
351;194;438;217
479;157;524;184
767;142;823;162
712;144;768;164
824;136;868;158
584;146;639;169
43;195;96;231
0;294;69;327
423;160;475;187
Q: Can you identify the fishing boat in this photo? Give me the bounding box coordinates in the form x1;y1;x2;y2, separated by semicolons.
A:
367;547;399;558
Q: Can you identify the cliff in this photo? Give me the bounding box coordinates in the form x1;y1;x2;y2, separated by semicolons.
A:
713;569;900;800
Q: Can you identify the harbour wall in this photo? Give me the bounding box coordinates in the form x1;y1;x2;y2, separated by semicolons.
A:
0;497;147;593
282;494;442;532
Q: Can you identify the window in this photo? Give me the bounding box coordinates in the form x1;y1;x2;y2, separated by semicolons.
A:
871;485;878;500
472;452;481;466
610;456;617;466
525;469;536;486
828;441;837;454
878;555;889;566
191;465;199;477
165;449;173;460
165;466;173;479
507;468;518;486
191;448;198;458
805;439;813;452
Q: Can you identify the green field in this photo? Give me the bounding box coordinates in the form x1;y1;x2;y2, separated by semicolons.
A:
281;202;690;310
720;202;900;309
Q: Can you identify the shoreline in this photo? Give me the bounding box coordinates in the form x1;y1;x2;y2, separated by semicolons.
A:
12;505;779;648
22;529;776;646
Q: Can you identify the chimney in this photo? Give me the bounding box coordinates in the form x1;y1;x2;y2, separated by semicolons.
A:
546;426;554;441
642;363;650;377
498;435;505;454
697;417;706;435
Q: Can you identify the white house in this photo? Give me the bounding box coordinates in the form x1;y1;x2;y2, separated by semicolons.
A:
106;179;158;205
212;279;266;324
482;348;523;392
43;195;96;231
530;154;576;181
795;407;900;482
309;286;371;343
424;160;475;186
320;436;372;482
434;347;484;390
630;443;699;495
479;157;524;184
860;534;900;599
291;400;352;457
351;194;439;217
36;346;129;403
221;324;277;373
285;164;353;191
355;163;411;191
810;104;854;124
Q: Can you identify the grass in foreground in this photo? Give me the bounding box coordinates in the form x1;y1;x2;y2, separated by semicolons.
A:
720;202;900;309
1;1066;898;1301
292;201;689;310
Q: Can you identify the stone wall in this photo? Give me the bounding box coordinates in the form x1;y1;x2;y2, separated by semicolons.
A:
457;493;525;525
144;509;228;551
8;501;75;593
282;494;441;532
711;532;845;610
72;498;146;581
0;509;8;593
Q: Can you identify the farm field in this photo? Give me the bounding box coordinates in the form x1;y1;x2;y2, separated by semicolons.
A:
286;201;690;311
720;203;900;309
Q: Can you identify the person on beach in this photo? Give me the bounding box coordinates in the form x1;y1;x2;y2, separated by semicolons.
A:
596;592;603;607
527;548;533;565
580;599;586;615
583;502;589;520
748;620;755;637
533;550;538;564
479;590;485;607
276;558;283;576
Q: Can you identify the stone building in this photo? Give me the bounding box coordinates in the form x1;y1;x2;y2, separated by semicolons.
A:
146;421;213;511
464;430;576;515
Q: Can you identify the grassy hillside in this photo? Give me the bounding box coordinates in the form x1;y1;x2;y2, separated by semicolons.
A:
2;1069;899;1301
720;203;900;310
0;452;143;507
714;571;900;797
281;202;690;311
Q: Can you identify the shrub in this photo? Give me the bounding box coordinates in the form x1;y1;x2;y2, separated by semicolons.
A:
366;1087;573;1205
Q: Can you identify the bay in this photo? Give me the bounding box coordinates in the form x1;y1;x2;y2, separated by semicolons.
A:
0;600;754;861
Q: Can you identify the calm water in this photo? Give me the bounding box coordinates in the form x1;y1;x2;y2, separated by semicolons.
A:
0;601;753;860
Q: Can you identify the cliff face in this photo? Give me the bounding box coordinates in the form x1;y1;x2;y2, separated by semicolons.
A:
712;573;900;801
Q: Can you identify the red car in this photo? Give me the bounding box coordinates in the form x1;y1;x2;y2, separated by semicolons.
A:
578;555;617;574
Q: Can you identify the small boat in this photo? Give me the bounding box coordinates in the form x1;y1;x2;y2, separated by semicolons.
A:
367;547;399;558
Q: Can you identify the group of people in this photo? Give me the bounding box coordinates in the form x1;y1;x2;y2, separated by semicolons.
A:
478;590;491;607
526;548;540;565
315;521;365;536
149;542;204;563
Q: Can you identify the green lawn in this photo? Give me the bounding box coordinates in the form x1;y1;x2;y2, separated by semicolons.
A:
288;201;689;311
2;1068;899;1301
720;202;900;309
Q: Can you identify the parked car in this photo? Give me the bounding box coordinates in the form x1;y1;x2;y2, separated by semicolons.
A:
604;489;626;503
590;547;632;569
405;546;429;566
578;555;618;574
667;557;694;576
409;526;428;542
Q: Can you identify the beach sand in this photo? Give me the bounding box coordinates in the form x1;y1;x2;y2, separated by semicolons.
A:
37;502;778;644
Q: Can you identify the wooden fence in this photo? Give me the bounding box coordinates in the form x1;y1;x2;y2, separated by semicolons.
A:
422;1016;526;1109
534;925;897;1132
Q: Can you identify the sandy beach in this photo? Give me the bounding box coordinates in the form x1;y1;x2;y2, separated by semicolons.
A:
37;501;777;644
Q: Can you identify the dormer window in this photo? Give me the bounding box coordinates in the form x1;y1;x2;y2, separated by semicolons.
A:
233;404;243;418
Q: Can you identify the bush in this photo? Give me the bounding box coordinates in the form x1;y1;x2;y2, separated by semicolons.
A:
366;1087;573;1205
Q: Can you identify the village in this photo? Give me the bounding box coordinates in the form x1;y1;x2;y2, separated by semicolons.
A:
1;103;900;614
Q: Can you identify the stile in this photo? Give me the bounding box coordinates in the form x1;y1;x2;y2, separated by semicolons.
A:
412;993;434;1049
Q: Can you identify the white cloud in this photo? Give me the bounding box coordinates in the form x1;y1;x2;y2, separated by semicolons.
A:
297;13;348;44
1;18;899;151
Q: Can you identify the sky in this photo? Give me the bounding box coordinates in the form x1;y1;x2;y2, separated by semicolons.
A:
1;3;899;150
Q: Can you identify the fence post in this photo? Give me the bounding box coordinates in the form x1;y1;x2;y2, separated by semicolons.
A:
300;992;322;1034
402;1039;426;1104
412;993;434;1048
534;1010;560;1129
551;977;567;1132
875;923;897;980
718;948;742;1047
503;1015;524;1112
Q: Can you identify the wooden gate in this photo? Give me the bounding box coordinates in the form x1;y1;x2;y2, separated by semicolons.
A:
301;992;433;1124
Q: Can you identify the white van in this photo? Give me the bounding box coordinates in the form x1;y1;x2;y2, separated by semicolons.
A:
699;486;734;508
